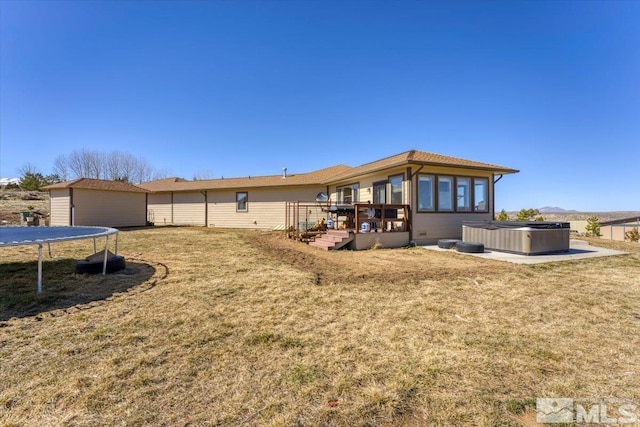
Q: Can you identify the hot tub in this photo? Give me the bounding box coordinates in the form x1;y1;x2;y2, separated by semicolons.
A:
462;221;570;255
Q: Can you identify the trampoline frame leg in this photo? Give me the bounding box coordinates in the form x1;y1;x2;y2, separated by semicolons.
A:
102;235;109;276
37;243;43;294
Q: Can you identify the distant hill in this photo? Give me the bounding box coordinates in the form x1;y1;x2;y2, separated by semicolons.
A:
538;206;578;213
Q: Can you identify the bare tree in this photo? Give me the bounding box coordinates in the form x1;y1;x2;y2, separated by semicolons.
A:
151;167;174;181
121;152;139;182
52;155;69;181
55;149;162;183
87;150;104;179
193;169;216;181
105;151;124;181
18;163;40;176
134;158;154;183
68;149;99;178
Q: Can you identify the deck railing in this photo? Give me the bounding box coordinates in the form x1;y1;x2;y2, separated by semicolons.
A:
285;201;410;241
353;203;409;233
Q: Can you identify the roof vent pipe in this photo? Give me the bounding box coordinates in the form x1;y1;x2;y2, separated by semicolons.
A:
282;167;287;179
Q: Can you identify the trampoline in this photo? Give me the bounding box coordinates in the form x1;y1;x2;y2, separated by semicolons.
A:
0;226;119;294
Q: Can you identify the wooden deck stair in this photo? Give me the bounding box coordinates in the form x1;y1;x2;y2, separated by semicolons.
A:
309;230;354;251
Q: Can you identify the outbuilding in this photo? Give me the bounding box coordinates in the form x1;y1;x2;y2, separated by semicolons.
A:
599;217;640;242
44;178;148;227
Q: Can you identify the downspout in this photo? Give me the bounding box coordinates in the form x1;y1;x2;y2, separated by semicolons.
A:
70;188;74;226
145;193;148;226
201;190;208;227
171;192;174;224
492;174;503;218
409;164;425;179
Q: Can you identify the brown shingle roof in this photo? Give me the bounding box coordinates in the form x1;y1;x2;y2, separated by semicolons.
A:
139;165;352;192
43;178;148;193
325;150;518;183
138;150;518;192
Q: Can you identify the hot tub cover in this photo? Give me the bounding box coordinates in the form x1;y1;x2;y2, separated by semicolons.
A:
462;220;570;230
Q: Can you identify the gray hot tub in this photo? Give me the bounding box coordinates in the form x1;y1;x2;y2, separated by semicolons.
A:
462;221;570;255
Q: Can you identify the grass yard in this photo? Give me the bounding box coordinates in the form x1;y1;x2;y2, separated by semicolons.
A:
1;227;639;426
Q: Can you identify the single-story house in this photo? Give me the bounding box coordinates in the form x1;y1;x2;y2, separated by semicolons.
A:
599;217;640;242
139;149;518;247
43;178;148;227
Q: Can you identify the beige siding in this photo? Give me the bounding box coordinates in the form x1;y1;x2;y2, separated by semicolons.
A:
148;193;173;225
173;192;206;225
49;189;71;226
349;232;410;250
412;212;493;244
73;189;147;227
601;223;640;242
208;186;324;230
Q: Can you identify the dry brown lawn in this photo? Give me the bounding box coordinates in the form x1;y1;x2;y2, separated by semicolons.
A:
1;227;639;426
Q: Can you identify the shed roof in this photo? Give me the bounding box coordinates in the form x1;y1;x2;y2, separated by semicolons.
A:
599;216;640;226
43;178;148;193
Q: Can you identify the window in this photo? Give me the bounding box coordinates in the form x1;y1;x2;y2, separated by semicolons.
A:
337;184;359;204
456;177;471;211
419;174;490;213
438;176;453;211
389;175;403;204
236;192;248;212
373;181;386;204
474;178;488;212
417;175;434;212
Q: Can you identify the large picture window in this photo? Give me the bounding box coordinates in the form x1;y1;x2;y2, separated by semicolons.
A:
438;176;454;211
418;175;434;212
337;183;359;204
236;192;248;212
418;174;490;213
474;178;489;212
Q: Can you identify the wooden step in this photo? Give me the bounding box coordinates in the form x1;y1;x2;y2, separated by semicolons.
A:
326;230;350;238
309;240;331;250
309;231;354;251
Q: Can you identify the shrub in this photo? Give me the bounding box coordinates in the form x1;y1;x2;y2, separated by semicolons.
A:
585;216;601;237
496;209;509;221
625;228;640;243
516;208;541;221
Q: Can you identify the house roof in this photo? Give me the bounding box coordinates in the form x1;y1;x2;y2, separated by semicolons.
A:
43;178;148;193
139;149;518;192
139;164;351;192
325;150;519;183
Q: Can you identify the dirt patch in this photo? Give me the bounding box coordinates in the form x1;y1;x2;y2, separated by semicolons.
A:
245;230;519;286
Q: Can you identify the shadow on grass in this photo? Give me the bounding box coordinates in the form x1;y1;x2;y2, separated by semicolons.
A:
0;258;158;321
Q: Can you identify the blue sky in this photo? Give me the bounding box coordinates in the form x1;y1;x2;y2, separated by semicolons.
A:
1;0;638;211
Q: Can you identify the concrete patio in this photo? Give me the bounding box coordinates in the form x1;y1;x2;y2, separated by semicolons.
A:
423;239;628;264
